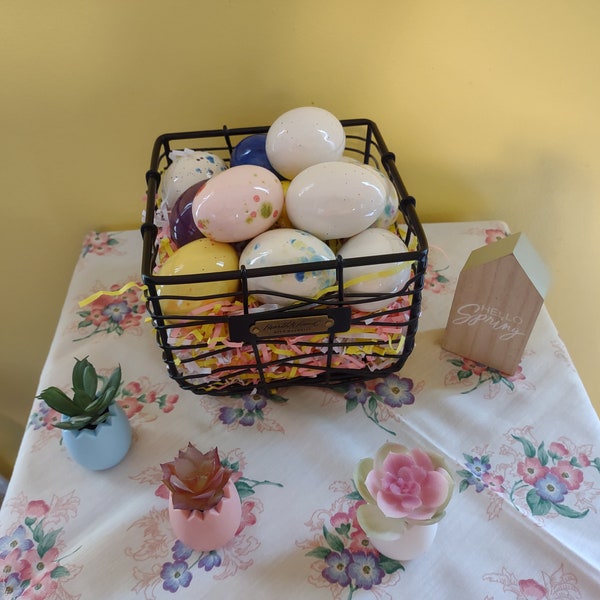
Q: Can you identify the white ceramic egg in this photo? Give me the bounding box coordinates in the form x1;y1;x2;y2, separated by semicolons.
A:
161;149;228;210
368;168;399;229
192;165;284;243
285;161;387;240
265;107;345;179
341;157;399;228
338;228;411;311
239;228;336;305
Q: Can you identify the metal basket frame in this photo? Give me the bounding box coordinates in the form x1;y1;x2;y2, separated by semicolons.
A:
141;119;428;396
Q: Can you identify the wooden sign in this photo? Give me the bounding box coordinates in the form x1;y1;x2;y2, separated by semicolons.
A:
442;232;550;375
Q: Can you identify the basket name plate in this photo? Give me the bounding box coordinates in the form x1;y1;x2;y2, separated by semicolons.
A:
229;307;351;342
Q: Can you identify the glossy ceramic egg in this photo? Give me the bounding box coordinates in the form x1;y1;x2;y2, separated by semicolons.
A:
156;238;239;316
168;181;206;248
340;157;399;228
265;107;345;179
367;167;399;229
192;165;284;243
338;228;411;312
161;150;227;210
239;228;336;305
285;161;387;240
231;134;280;176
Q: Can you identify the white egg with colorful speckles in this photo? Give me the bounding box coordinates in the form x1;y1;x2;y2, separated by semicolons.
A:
161;149;227;210
285;161;387;240
239;228;336;305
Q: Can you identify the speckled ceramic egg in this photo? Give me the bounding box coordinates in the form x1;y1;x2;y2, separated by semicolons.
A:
265;107;345;179
192;165;284;243
367;167;399;229
285;161;387;240
239;228;336;305
340;157;400;229
156;238;239;316
338;228;411;312
161;149;227;210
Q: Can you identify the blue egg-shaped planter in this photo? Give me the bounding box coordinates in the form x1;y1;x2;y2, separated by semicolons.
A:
61;403;132;470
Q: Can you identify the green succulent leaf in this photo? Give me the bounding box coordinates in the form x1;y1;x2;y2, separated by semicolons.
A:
37;387;81;417
72;389;94;411
72;357;92;392
90;412;110;427
53;415;94;430
101;365;122;402
39;358;121;430
85;385;116;416
83;363;99;398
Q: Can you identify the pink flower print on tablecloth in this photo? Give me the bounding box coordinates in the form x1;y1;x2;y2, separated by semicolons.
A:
27;376;179;451
117;377;179;420
73;280;146;341
0;492;81;600
484;227;508;245
423;244;451;295
298;480;404;600
444;352;534;398
81;231;122;258
126;449;282;597
457;428;600;522
483;564;581;599
424;263;449;294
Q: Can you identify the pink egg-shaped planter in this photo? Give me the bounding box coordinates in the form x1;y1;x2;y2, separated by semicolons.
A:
168;480;242;552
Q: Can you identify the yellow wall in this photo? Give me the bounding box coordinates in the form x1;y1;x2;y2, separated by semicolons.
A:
2;0;599;428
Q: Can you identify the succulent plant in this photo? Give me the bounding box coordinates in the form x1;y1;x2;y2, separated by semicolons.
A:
161;444;233;512
37;357;121;431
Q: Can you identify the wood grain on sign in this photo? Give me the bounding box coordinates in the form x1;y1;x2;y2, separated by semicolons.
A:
442;232;550;375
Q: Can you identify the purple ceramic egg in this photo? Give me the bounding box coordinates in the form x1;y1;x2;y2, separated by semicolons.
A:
169;181;206;247
231;134;280;177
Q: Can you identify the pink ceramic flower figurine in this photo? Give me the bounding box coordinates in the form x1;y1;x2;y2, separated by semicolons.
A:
354;442;454;543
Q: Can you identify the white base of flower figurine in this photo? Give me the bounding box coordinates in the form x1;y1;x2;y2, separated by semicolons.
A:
368;522;438;561
168;480;242;552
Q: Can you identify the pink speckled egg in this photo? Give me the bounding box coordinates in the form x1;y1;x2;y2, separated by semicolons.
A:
192;165;284;243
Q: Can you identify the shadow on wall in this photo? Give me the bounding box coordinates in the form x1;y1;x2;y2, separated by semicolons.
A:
0;412;24;484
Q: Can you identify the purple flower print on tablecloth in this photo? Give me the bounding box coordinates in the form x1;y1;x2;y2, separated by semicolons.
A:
199;391;288;432
457;427;600;522
28;376;179;451
331;374;421;436
0;493;81;600
126;448;282;598
483;564;581;599
81;231;122;258
73;280;146;341
298;481;404;600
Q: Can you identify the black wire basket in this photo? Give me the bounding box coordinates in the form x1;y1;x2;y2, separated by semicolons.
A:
141;119;428;396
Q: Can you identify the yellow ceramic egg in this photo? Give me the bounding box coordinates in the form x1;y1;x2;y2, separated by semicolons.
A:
156;238;239;316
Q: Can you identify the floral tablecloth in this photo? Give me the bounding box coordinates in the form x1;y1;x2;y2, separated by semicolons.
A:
2;222;599;599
